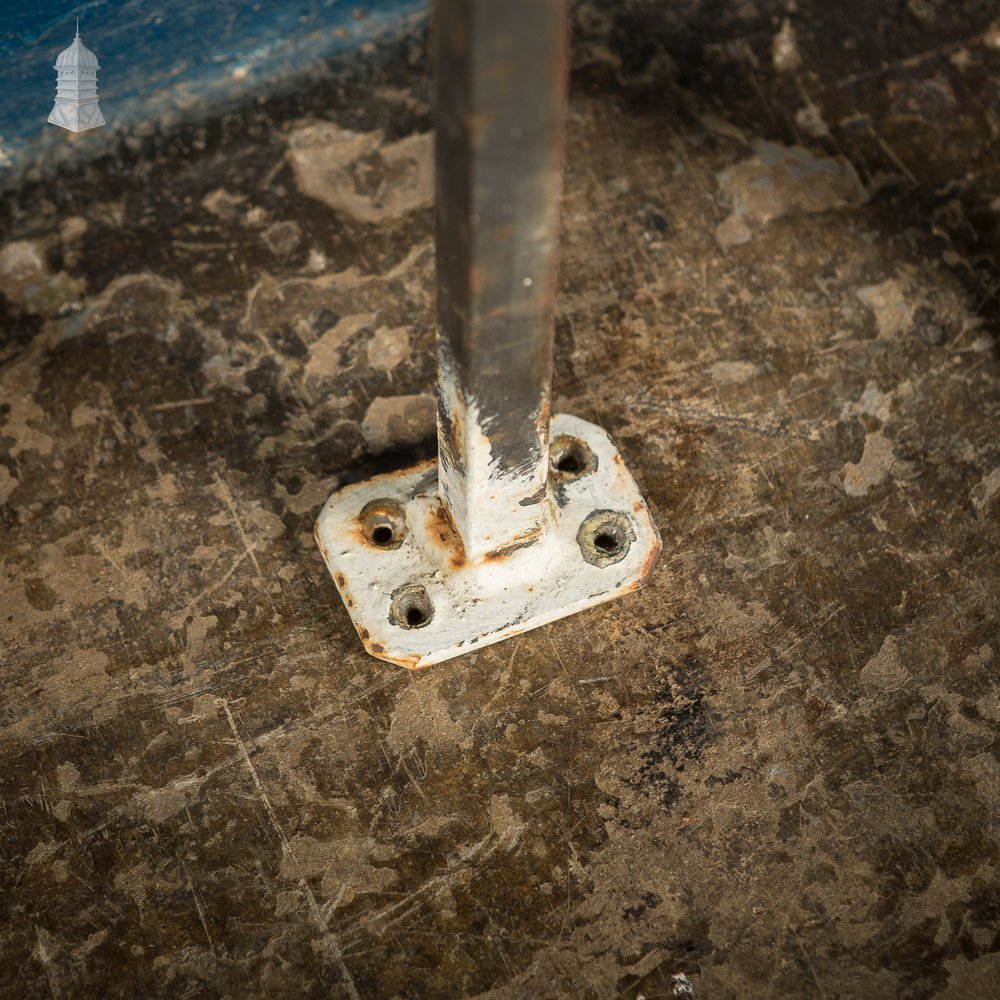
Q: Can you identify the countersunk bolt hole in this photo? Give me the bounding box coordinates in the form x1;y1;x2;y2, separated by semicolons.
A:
594;527;624;554
390;584;434;630
557;452;583;473
549;435;596;482
359;499;407;550
578;510;636;568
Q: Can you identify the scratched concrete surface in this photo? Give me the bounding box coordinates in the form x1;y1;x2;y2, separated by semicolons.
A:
2;2;1000;997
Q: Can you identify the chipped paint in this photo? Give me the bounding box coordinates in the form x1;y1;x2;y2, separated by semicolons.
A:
316;415;661;668
435;345;551;560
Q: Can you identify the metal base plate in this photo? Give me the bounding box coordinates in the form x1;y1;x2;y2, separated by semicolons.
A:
315;414;661;668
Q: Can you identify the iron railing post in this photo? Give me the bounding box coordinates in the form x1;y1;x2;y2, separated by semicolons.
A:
434;0;568;559
315;0;660;668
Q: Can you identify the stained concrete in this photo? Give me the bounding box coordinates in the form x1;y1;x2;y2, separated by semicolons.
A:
2;2;999;997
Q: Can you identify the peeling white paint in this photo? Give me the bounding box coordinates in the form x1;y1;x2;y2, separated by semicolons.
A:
315;414;661;669
436;350;550;560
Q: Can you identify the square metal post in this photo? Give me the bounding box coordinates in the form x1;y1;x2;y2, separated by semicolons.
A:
315;0;661;668
434;0;566;560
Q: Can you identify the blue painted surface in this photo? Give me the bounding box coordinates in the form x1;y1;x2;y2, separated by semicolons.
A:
0;0;426;174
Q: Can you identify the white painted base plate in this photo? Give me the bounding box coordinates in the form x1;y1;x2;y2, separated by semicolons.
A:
315;414;661;668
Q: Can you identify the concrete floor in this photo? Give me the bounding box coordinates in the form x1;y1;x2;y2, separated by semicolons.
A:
2;2;999;997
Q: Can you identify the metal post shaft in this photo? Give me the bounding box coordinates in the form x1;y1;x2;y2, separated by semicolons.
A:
434;0;569;560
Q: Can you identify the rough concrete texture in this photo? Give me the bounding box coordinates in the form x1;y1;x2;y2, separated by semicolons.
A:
2;1;1000;997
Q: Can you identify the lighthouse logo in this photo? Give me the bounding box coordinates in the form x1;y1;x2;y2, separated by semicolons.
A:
48;20;105;132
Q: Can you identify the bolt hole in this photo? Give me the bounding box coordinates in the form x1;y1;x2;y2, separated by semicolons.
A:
371;525;393;546
359;499;406;549
549;435;596;482
594;528;624;554
390;584;434;630
556;451;583;473
577;510;636;567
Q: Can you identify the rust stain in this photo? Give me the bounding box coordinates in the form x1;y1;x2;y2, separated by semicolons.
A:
437;388;464;478
335;572;347;588
361;635;419;669
484;528;541;562
384;648;423;670
534;397;551;448
351;521;369;547
427;499;467;569
449;411;463;470
638;535;663;582
469;262;487;297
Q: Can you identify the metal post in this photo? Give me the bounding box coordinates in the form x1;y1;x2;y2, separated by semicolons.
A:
434;0;567;559
315;0;661;668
